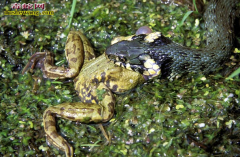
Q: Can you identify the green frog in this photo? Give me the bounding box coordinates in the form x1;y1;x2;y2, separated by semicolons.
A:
22;31;147;157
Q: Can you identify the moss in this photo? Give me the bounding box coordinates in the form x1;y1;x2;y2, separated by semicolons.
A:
1;0;240;156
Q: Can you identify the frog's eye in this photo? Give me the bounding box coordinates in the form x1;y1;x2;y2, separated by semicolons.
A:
119;57;126;62
115;56;127;63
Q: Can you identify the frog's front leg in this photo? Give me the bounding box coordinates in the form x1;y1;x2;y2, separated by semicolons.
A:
43;83;115;157
22;31;95;79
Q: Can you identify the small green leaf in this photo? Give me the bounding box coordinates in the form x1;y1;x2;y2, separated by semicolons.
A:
193;0;198;12
28;121;34;128
68;0;77;28
179;11;193;26
176;104;184;109
226;67;240;80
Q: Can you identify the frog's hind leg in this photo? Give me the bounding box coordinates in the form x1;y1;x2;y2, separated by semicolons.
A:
72;31;96;62
43;83;115;157
22;31;95;79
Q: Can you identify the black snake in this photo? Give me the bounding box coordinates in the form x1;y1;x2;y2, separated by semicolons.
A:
106;0;239;80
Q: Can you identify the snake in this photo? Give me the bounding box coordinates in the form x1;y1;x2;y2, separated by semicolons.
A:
106;0;239;80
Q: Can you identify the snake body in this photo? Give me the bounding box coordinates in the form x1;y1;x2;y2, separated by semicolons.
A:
106;0;239;80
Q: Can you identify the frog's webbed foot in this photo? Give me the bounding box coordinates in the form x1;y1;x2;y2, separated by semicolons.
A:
22;51;79;79
22;52;47;74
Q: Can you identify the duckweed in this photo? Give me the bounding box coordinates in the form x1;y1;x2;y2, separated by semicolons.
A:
1;0;240;156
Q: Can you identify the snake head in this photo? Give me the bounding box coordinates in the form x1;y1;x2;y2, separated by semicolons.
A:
106;32;172;80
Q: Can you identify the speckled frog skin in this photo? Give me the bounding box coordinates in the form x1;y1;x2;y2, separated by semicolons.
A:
22;31;145;157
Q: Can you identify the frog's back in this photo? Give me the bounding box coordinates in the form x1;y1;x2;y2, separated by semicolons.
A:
74;54;145;103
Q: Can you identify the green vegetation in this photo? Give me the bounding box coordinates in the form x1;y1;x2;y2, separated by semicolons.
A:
1;0;240;156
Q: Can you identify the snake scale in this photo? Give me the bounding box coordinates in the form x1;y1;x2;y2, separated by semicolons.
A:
106;0;239;80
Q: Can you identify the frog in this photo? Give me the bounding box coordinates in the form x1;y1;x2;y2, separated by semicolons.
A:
22;28;155;157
